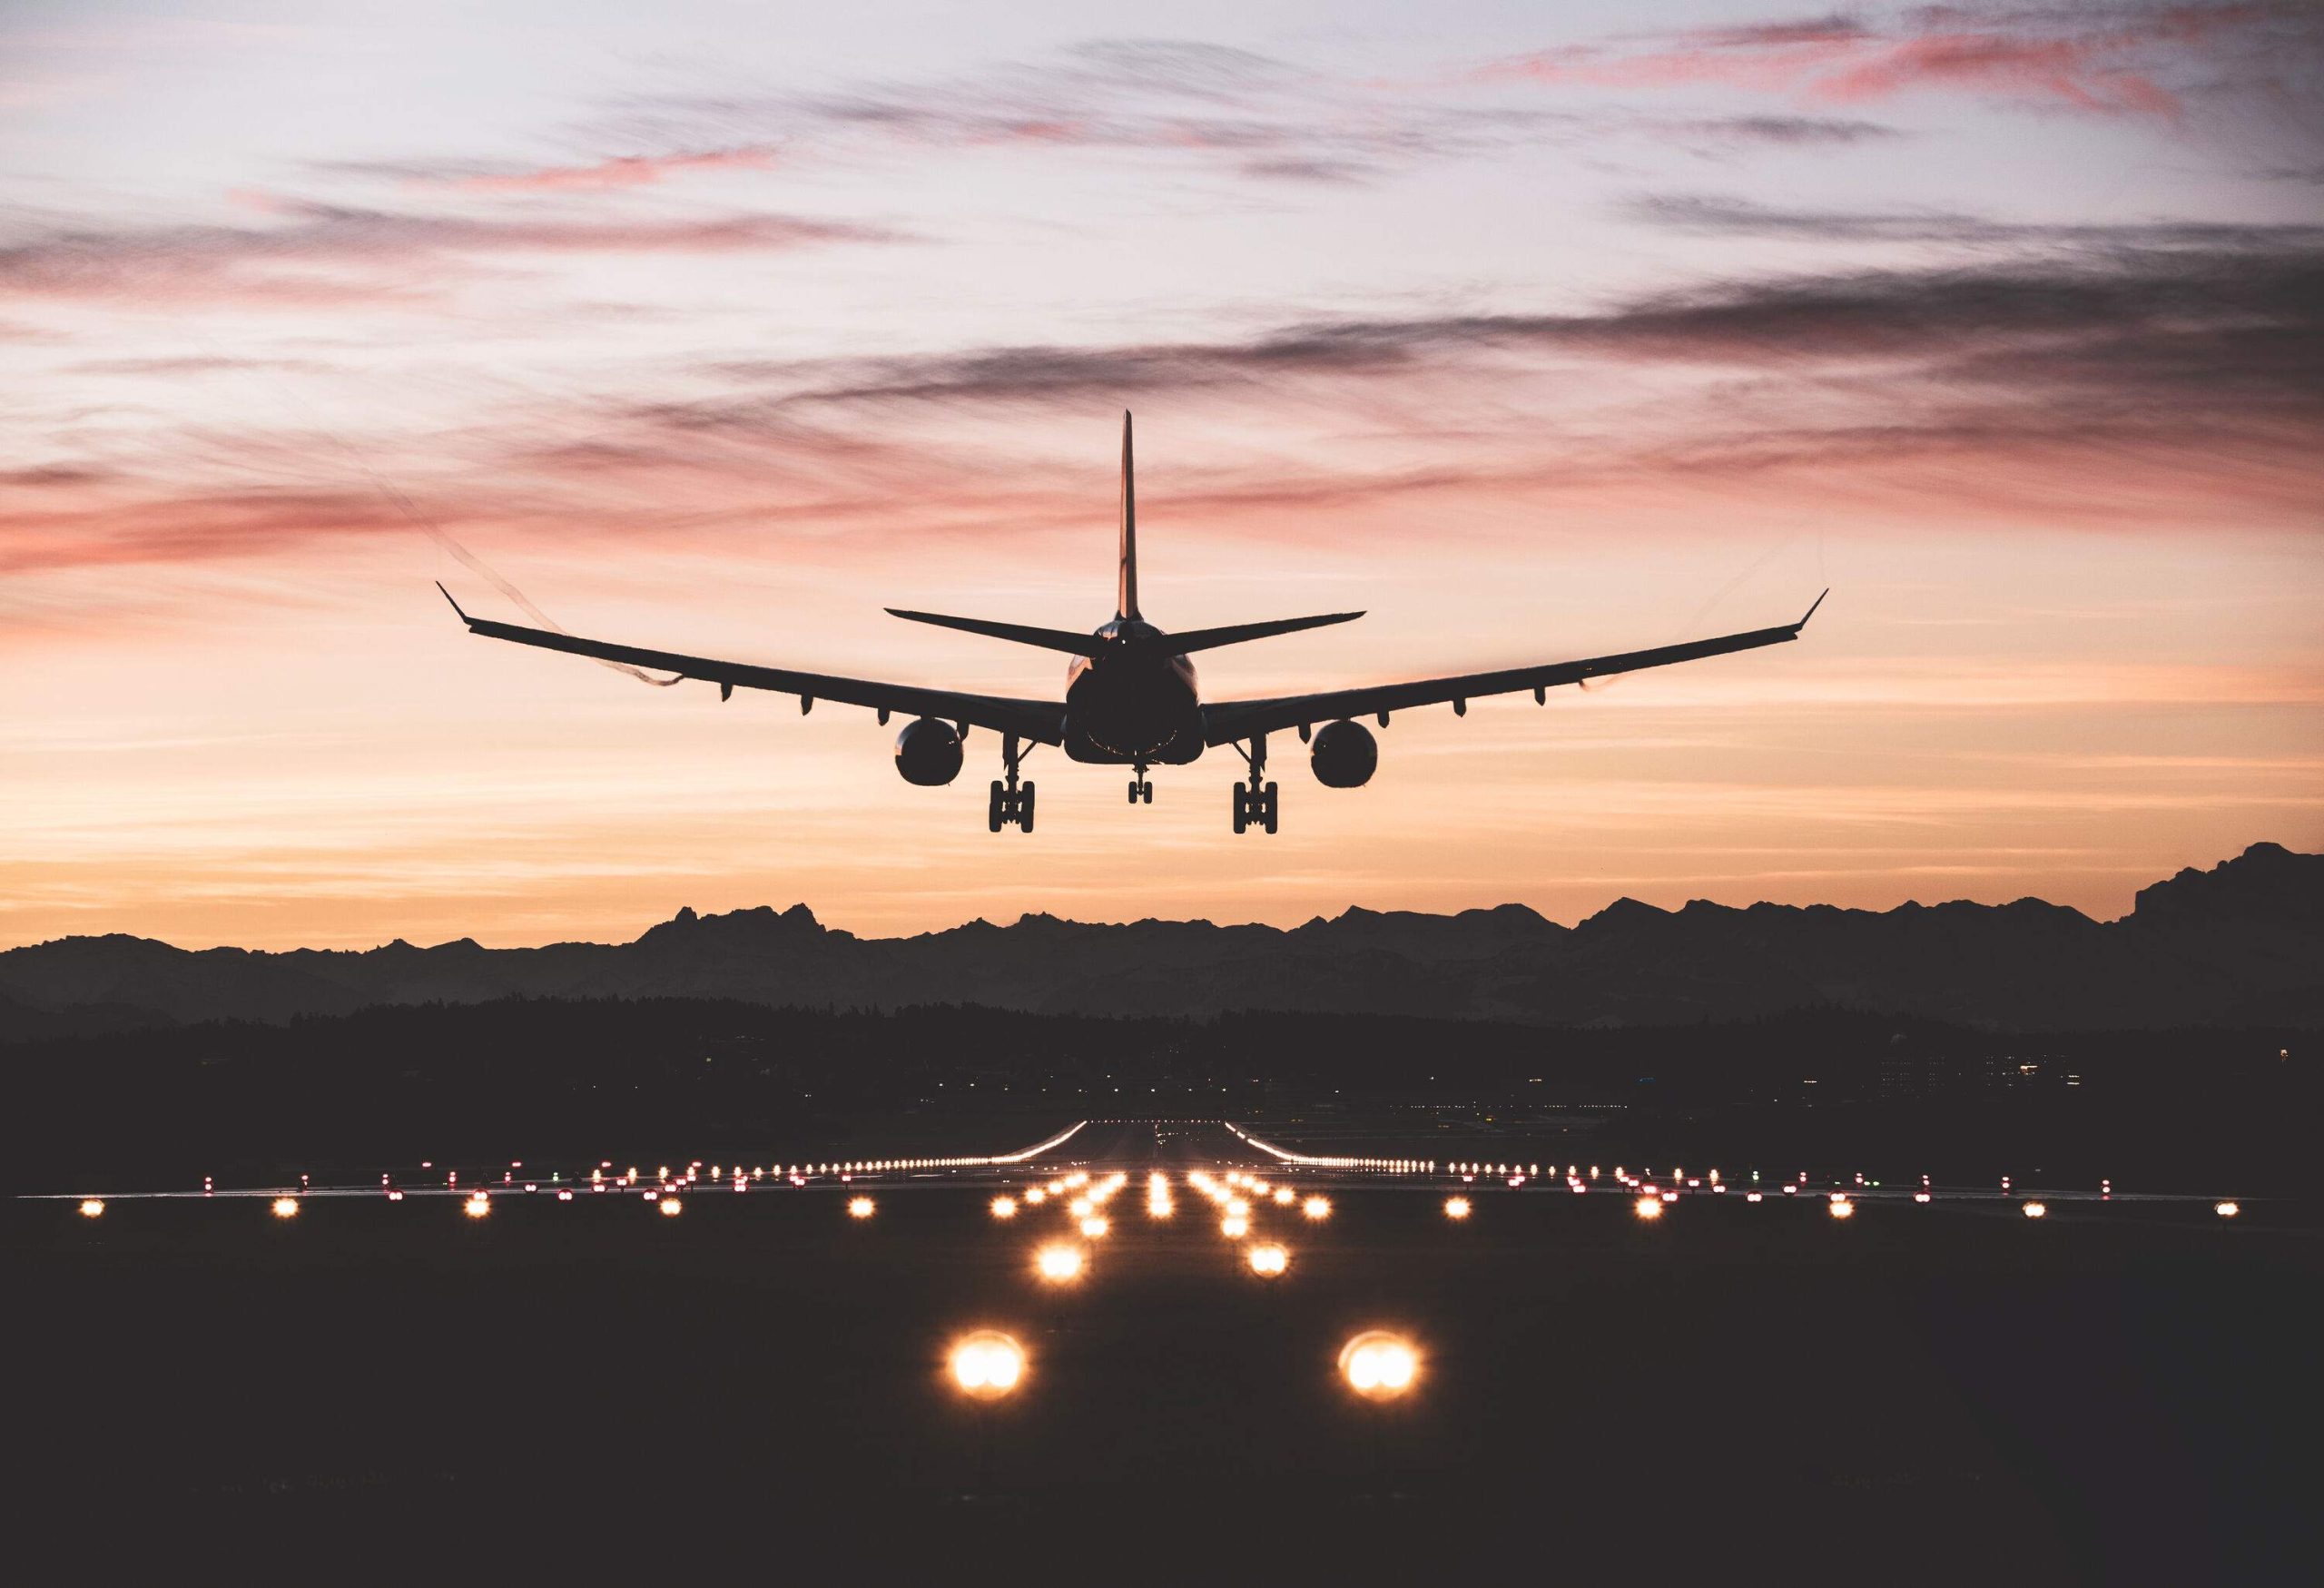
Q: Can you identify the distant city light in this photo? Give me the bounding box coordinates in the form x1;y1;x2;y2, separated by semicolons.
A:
1339;1332;1421;1400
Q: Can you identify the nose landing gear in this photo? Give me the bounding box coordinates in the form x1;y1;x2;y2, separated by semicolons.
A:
1128;763;1153;804
988;733;1036;833
1230;735;1278;834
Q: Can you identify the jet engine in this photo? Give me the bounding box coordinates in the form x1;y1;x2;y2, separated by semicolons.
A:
1309;719;1377;788
893;717;964;785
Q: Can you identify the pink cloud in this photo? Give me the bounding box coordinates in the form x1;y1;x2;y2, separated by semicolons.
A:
441;145;779;193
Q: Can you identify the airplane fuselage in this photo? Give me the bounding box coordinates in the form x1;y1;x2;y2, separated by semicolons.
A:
1062;619;1205;764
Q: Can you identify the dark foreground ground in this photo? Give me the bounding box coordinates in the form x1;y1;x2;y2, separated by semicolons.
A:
17;1121;2319;1580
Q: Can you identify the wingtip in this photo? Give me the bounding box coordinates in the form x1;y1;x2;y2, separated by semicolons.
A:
435;580;471;623
1798;587;1828;629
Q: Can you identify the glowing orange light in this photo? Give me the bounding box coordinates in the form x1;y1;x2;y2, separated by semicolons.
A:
847;1197;875;1219
2216;1200;2240;1218
1221;1214;1249;1238
949;1331;1027;1399
2022;1201;2046;1219
1302;1196;1332;1220
271;1197;300;1219
990;1196;1018;1220
78;1198;104;1218
1034;1244;1084;1282
463;1192;492;1218
1246;1243;1289;1277
1634;1194;1664;1221
1024;1188;1047;1206
1443;1197;1472;1221
1274;1188;1296;1206
1828;1198;1855;1220
1339;1331;1420;1400
659;1197;684;1217
1079;1215;1109;1238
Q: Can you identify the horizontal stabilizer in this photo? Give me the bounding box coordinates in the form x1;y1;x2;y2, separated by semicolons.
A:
887;609;1104;656
1171;612;1364;653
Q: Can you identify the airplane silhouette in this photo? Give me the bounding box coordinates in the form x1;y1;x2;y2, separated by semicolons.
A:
439;412;1823;833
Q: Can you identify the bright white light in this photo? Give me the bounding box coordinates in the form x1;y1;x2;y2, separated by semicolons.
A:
1634;1194;1664;1221
1035;1244;1084;1282
1025;1188;1046;1206
1828;1198;1855;1220
1339;1331;1420;1399
990;1196;1018;1220
1079;1215;1109;1238
1443;1197;1472;1221
1274;1188;1296;1206
271;1196;300;1219
77;1198;104;1218
464;1193;491;1219
949;1332;1027;1399
659;1197;684;1217
2022;1201;2047;1219
2216;1200;2240;1218
1246;1243;1289;1276
1221;1214;1249;1238
1302;1196;1331;1220
847;1197;875;1219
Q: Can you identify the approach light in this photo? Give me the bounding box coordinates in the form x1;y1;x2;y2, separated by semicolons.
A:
78;1198;104;1218
2216;1201;2240;1218
464;1193;491;1219
2022;1201;2047;1219
1828;1197;1855;1220
1302;1196;1332;1220
271;1197;300;1220
1035;1244;1085;1283
848;1197;875;1219
1274;1188;1296;1206
1221;1214;1249;1238
659;1197;684;1217
1246;1243;1289;1277
1339;1332;1420;1400
1443;1197;1472;1221
1634;1194;1664;1221
1079;1215;1109;1239
949;1332;1027;1400
990;1196;1019;1220
1024;1188;1046;1205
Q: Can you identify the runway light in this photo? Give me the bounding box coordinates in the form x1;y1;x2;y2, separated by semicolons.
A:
1274;1188;1296;1206
464;1192;491;1218
1079;1215;1109;1239
1745;1191;1762;1204
1024;1188;1046;1206
1828;1197;1855;1220
271;1196;300;1219
1302;1196;1332;1220
990;1196;1019;1220
78;1198;103;1218
2216;1200;2240;1218
848;1197;875;1219
2022;1201;2047;1219
659;1197;684;1217
1914;1191;1931;1204
1034;1244;1084;1283
949;1331;1027;1400
1339;1331;1420;1400
1443;1197;1472;1221
1246;1243;1289;1277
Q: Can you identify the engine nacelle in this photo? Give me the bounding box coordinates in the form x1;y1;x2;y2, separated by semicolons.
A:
1309;719;1377;788
893;717;964;785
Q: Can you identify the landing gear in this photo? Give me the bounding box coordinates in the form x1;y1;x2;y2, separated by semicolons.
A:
988;734;1035;833
1128;763;1153;804
1231;735;1278;834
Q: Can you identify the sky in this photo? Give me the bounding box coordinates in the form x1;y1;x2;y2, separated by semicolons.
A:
4;0;2320;950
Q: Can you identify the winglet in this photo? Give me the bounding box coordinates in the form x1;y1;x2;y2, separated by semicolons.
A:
435;580;472;625
1796;587;1828;630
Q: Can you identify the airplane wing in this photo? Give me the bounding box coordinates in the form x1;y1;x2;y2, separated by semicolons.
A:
438;586;1068;745
1201;593;1826;746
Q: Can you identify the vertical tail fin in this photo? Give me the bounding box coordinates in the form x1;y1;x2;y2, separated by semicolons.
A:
1117;409;1139;620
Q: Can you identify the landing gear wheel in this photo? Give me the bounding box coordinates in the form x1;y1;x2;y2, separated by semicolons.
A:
1019;781;1036;833
1262;780;1278;835
988;780;1005;833
1142;781;1153;804
1232;782;1248;833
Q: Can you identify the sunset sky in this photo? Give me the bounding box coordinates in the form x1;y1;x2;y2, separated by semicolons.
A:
5;0;2320;950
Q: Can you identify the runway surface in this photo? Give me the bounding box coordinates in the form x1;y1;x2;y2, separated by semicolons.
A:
17;1119;2315;1575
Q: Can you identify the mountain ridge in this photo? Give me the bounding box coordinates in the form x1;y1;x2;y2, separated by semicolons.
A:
4;843;2317;1036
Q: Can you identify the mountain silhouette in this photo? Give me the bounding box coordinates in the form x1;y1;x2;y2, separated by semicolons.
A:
4;843;2317;1037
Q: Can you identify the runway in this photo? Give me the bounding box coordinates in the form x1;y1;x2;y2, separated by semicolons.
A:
15;1119;2309;1573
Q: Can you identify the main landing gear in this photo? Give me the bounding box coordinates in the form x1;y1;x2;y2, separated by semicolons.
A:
1128;763;1153;804
1231;735;1278;835
988;733;1035;833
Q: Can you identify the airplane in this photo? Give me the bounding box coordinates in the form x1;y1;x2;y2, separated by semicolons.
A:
438;412;1824;834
